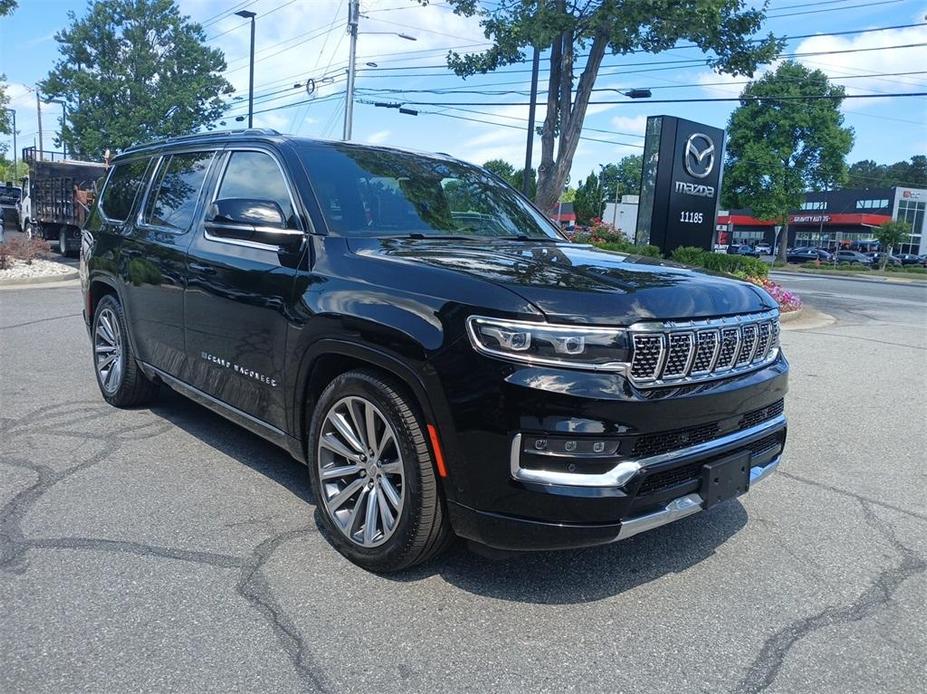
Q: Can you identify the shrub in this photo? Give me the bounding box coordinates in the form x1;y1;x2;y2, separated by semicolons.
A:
5;237;52;265
594;239;662;257
670;246;707;266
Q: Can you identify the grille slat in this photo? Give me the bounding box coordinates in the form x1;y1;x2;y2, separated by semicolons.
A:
629;312;779;387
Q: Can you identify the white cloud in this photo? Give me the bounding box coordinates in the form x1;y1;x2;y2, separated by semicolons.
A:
366;128;391;144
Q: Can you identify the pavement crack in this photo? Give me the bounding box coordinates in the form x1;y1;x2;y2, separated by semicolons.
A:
237;527;333;693
778;470;927;523
0;312;83;331
25;537;243;568
737;500;926;693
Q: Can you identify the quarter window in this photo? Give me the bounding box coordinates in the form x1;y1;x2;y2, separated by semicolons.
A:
143;152;214;231
216;151;297;228
100;158;150;221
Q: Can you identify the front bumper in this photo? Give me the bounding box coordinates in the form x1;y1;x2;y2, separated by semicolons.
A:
447;418;785;551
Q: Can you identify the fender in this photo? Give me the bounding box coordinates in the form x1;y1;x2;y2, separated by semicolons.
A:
290;337;462;493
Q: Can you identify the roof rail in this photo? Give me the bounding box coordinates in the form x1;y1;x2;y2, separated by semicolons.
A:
120;128;283;155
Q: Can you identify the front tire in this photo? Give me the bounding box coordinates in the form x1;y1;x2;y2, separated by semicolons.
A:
59;228;69;257
24;220;34;240
91;295;158;407
308;370;451;572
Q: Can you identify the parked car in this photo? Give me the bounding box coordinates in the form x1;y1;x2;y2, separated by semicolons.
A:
727;243;760;257
1;182;22;227
786;247;832;263
754;243;772;255
81;130;788;572
895;253;924;266
866;252;902;267
834;250;873;265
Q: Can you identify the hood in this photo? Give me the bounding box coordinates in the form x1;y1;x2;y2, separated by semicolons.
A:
348;238;776;325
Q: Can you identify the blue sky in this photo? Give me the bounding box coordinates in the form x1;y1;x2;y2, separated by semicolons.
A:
2;0;925;182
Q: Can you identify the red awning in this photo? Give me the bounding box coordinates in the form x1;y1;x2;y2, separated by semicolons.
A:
717;212;892;227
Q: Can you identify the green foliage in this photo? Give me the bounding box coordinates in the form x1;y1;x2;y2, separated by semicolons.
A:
481;159;537;197
482;159;515;181
873;219;912;269
573;171;604;225
599;155;643;201
670;246;707;266
440;0;781;214
723;61;854;260
40;0;233;158
0;158;28;181
846;156;927;189
671;246;769;278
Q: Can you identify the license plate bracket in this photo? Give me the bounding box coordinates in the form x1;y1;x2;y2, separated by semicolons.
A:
701;451;751;508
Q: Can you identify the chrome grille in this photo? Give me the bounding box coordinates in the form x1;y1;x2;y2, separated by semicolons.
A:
716;328;740;370
737;324;758;365
630;334;665;379
629;311;780;387
690;330;719;374
662;333;694;377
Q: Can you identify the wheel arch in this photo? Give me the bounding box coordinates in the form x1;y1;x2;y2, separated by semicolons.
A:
293;340;455;485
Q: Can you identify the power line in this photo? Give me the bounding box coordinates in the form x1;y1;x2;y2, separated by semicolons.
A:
392;92;927;107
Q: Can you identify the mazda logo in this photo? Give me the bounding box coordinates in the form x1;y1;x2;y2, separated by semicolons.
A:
684;133;715;179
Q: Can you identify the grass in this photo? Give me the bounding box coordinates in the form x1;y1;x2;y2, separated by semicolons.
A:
777;263;927;281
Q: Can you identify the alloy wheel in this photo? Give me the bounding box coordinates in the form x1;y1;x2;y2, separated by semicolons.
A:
316;396;405;548
94;308;124;394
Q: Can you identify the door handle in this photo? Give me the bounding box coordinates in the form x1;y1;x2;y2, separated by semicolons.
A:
189;263;217;274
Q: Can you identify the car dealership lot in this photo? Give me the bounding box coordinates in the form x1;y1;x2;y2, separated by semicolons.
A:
1;279;925;693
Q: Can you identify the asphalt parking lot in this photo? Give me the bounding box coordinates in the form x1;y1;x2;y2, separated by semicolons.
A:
1;275;925;693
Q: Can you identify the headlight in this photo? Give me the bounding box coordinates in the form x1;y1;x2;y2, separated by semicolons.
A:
466;316;630;370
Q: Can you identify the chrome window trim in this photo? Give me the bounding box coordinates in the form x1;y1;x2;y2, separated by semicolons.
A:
510;413;786;489
203;146;309;251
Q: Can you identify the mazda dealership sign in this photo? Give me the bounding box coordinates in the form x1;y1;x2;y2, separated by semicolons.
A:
636;116;726;254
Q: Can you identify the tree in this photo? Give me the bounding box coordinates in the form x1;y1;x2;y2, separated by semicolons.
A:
40;0;233;158
442;0;779;215
723;61;854;263
845;156;927;189
600;154;642;202
0;1;16;137
573;171;604;225
873;220;911;269
482;158;516;181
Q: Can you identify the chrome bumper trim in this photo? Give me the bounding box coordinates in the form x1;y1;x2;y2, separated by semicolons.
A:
510;414;786;489
615;455;781;542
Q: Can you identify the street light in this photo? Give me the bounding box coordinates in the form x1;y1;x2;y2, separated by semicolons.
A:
624;89;652;99
44;99;68;158
235;10;257;128
343;0;417;141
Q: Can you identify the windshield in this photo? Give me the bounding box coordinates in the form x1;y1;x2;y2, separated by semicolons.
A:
296;142;562;240
0;186;22;205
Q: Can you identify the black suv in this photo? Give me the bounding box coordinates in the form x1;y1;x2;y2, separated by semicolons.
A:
81;130;788;571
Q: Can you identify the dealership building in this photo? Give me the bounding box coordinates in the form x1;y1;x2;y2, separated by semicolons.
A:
718;186;926;255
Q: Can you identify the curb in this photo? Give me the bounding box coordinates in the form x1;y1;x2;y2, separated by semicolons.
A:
0;270;79;287
779;307;803;323
780;305;836;331
771;269;927;287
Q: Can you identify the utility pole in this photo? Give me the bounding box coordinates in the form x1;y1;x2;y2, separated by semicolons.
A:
522;45;539;197
235;10;257;128
343;0;360;140
35;89;43;160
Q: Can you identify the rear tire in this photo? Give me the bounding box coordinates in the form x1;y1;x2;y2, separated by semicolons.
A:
24;220;34;239
58;228;69;257
307;369;452;572
91;295;159;407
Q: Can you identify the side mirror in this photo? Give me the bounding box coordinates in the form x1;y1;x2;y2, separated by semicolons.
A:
204;198;303;249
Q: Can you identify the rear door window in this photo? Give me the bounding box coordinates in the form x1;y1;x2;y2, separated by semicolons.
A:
143;151;215;231
100;158;150;221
